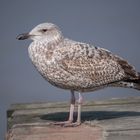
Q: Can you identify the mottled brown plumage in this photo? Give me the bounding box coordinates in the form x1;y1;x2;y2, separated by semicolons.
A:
17;23;140;126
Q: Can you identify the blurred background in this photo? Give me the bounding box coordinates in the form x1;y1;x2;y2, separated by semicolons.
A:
0;0;140;139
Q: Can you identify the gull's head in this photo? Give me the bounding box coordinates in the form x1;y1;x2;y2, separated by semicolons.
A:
17;23;63;42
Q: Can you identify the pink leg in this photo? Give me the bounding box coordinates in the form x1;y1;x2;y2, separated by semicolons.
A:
52;90;75;125
68;90;75;122
76;92;83;124
52;91;83;127
64;92;83;127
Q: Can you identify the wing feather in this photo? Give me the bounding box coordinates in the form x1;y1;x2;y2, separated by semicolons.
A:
57;41;126;88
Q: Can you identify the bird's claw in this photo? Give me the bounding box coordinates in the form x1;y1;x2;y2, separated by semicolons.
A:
63;121;81;127
50;121;81;127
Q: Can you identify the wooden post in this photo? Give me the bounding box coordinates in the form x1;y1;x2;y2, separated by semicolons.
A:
6;97;140;140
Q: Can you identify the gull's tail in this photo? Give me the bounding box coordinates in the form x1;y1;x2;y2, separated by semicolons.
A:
126;72;140;90
114;57;140;90
111;72;140;90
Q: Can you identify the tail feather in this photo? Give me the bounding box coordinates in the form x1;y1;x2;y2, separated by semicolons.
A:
110;81;140;91
111;54;140;90
122;72;140;90
125;72;140;83
117;58;138;79
133;83;140;90
132;72;140;90
110;72;140;90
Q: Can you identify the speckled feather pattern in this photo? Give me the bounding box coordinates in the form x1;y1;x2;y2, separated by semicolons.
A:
28;24;139;92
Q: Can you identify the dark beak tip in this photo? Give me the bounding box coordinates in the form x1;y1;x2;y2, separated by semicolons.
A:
16;34;22;40
16;33;29;40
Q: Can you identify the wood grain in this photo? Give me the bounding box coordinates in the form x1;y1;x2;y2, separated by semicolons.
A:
6;97;140;140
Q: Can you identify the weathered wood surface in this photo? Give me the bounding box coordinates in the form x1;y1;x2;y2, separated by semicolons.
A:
6;97;140;140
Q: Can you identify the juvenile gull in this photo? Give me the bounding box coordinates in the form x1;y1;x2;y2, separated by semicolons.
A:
17;22;140;126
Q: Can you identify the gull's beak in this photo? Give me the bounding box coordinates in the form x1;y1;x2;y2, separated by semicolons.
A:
16;33;30;40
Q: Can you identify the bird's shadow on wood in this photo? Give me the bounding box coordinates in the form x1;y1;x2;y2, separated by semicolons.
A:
40;111;140;122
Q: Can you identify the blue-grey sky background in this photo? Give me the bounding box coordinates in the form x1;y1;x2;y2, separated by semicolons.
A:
0;0;140;139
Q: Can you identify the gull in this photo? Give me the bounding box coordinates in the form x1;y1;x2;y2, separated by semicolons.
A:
17;22;140;126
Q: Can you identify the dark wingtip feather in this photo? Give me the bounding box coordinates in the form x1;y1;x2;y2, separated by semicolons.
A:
117;59;137;79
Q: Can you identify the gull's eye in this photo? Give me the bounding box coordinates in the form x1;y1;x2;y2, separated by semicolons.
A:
41;29;48;32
